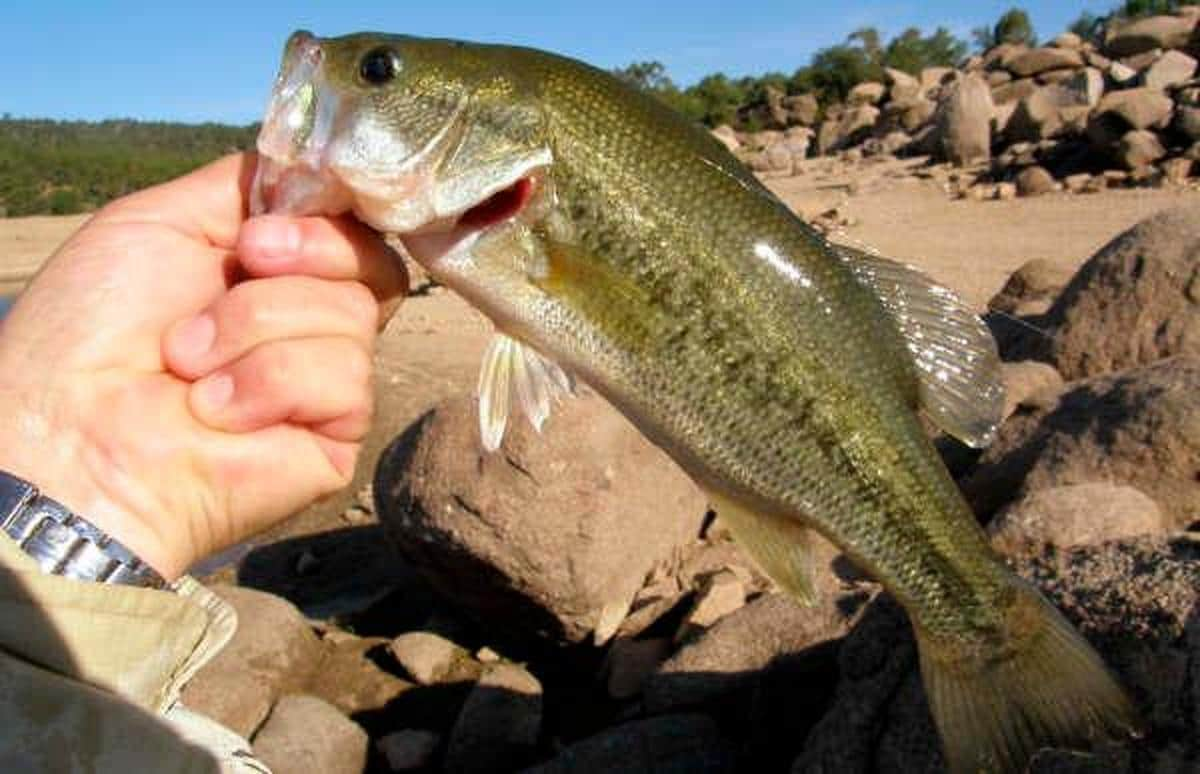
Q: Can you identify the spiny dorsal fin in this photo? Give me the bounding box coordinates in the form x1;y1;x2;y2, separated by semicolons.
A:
706;490;820;605
477;332;573;452
834;244;1005;448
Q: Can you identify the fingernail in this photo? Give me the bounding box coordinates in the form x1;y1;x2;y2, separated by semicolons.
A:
195;373;234;411
172;314;215;358
255;218;302;263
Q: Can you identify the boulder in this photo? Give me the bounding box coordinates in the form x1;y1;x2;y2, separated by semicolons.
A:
1109;61;1140;85
605;636;673;700
988;483;1168;555
1143;49;1198;90
991;77;1040;105
674;568;747;643
1005;90;1064;143
445;663;542;774
882;97;936;133
181;586;324;739
961;358;1200;528
1105;14;1197;58
936;73;994;165
1087;87;1175;147
885;68;921;102
784;93;820;127
1015;165;1057;197
1163;156;1195;183
307;635;414;716
919;67;954;96
817;118;842;155
252;695;368;774
1043;205;1200;380
999;361;1065;420
377;730;441;772
1063;67;1106;108
987;258;1074;316
848;81;887;106
374;392;708;645
1053;32;1084;50
524;715;738;774
836;104;881;148
1006;47;1085;78
1117;129;1167;169
1177;105;1200;139
795;536;1200;772
388;631;473;686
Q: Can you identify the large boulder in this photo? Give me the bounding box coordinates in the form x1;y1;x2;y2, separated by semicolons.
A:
794;536;1200;772
1087;87;1175;147
935;73;994;165
1006;47;1085;78
784;93;820;127
445;663;543;774
374;391;708;644
1105;14;1197;58
885;68;921;103
1142;49;1198;90
1041;205;1200;380
252;694;368;774
848;81;887;106
1116;129;1166;169
961;358;1200;529
987;483;1169;555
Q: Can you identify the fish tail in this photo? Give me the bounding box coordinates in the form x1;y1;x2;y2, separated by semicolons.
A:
915;576;1139;774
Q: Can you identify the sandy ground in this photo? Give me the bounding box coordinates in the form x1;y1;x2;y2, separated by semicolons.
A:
1;166;1195;552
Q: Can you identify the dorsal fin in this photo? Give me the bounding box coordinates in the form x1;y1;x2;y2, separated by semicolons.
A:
834;244;1005;448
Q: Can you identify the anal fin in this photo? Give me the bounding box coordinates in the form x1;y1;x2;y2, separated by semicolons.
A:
706;490;820;606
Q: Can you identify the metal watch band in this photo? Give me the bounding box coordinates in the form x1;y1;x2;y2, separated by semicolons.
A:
0;470;166;589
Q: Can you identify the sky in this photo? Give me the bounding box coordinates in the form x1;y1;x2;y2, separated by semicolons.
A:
5;1;1118;125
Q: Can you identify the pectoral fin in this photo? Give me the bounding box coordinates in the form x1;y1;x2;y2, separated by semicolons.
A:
706;490;820;606
835;245;1005;448
477;332;574;452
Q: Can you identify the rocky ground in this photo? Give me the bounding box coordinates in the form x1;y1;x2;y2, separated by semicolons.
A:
2;84;1199;774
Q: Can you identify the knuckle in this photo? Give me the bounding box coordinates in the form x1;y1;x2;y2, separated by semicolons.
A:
338;281;380;332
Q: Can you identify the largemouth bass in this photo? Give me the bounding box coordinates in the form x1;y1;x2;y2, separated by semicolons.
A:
251;31;1137;772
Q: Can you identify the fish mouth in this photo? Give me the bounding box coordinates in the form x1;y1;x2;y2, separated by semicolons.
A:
251;31;547;260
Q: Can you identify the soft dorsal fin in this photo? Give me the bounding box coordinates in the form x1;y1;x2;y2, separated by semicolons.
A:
834;244;1005;449
477;332;574;452
706;490;820;605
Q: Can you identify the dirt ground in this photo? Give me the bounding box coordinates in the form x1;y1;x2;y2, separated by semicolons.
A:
2;165;1195;556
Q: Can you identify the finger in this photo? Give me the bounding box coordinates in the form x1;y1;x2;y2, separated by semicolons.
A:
189;336;373;439
164;276;377;380
238;214;409;304
96;152;255;250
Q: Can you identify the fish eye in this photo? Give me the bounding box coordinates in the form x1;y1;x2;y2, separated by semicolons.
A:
359;47;399;86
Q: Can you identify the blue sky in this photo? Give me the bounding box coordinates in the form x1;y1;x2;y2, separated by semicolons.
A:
6;1;1115;124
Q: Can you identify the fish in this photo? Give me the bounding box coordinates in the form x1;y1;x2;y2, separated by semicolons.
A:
251;31;1138;772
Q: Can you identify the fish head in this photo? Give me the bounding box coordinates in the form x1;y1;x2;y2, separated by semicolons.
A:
253;30;554;274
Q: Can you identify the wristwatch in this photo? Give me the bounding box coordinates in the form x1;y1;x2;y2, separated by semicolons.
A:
0;470;167;589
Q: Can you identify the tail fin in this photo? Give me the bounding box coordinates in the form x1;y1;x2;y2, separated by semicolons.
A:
916;578;1139;774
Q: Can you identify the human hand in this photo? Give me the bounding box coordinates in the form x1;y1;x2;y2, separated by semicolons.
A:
0;153;406;580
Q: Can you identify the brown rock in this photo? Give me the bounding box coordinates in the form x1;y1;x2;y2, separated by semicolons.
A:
1015;165;1057;197
988;483;1168;555
920;67;954;96
1043;205;1200;381
848;81;887;106
1144;49;1199;90
377;729;440;771
1105;14;1198;58
1163;156;1194;183
1117;129;1167;169
962;358;1200;528
1005;90;1064;143
388;631;473;685
995;181;1018;200
1053;32;1084;50
936;73;993;165
988;258;1074;315
253;695;368;774
374;391;707;645
991;77;1039;105
1177;105;1200;139
885;67;921;102
445;663;542;774
308;635;413;716
816;118;841;155
999;361;1065;420
1096;87;1176;130
1063;67;1106;107
783;93;820;126
1109;61;1140;85
181;586;324;739
837;104;881;148
1007;47;1085;78
605;636;673;699
987;69;1014;87
525;715;737;774
710;125;739;153
675;569;747;643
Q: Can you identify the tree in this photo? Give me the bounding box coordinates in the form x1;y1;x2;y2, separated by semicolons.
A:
1116;0;1181;17
1068;11;1105;44
611;61;676;93
883;26;968;73
973;7;1037;50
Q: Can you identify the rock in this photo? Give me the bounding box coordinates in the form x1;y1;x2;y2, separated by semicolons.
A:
710;125;740;153
1109;61;1140;85
1064;67;1106;108
1163;156;1195;183
885;68;921;102
675;569;747;643
645;591;870;716
524;715;738;774
988;258;1074;315
987;69;1014;87
1143;49;1198;90
848;81;887;106
784;93;820;126
252;695;368;774
388;631;472;685
1005;91;1064;143
377;730;440;771
1007;47;1085;78
764;141;797;174
1122;48;1164;74
995;181;1018;200
374;391;707;645
920;67;954;96
308;635;413;716
1064;172;1095;193
1044;205;1200;380
181;586;324;739
836;104;881;148
961;358;1200;528
936;73;994;165
605;636;673;699
1095;87;1176;130
991;77;1040;105
1105;14;1197;58
1176;105;1200;139
445;663;542;774
882;97;936;133
1117;128;1167;169
816;118;842;155
999;361;1065;420
1015;165;1057;197
795;536;1200;772
1054;32;1084;50
988;484;1168;555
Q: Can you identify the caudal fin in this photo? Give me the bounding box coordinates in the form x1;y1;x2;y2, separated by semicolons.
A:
916;578;1139;773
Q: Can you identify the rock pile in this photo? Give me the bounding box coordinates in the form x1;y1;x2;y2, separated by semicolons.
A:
726;8;1200;197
